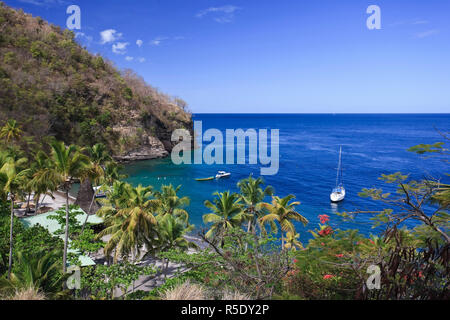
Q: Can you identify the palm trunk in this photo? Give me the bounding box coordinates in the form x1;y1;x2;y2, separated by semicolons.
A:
281;233;285;251
26;192;31;214
38;194;47;211
81;191;97;234
62;191;70;273
34;194;40;216
8;198;14;279
163;258;170;279
245;220;252;250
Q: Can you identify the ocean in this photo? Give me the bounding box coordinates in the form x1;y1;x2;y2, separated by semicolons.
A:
123;114;450;243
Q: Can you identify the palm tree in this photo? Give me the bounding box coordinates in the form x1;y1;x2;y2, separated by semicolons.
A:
48;141;90;273
97;184;159;263
80;144;114;233
154;184;190;225
203;191;244;247
103;161;127;185
0;120;23;144
28;151;59;214
0;156;30;279
0;249;67;299
147;215;197;278
86;143;112;209
237;175;273;234
284;231;303;251
259;195;308;249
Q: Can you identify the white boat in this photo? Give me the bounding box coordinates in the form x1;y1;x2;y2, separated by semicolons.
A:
215;171;231;179
330;147;346;202
93;186;107;198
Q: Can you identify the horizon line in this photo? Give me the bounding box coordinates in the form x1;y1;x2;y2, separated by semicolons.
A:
191;112;450;115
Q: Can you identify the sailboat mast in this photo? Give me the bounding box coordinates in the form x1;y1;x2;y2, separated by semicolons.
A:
335;146;342;187
340;146;343;185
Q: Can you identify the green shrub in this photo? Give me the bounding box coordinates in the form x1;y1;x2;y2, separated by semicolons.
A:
30;41;47;59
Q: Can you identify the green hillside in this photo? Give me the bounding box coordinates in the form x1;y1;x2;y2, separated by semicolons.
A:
0;2;192;159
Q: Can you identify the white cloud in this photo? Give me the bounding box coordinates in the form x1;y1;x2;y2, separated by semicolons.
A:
100;29;122;44
136;39;143;47
137;57;146;63
196;5;241;23
415;29;439;39
75;32;93;46
412;20;429;25
150;37;168;46
17;0;67;6
112;42;129;55
125;56;134;61
389;19;430;27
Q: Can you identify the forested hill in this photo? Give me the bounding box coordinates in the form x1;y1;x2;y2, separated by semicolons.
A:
0;2;192;160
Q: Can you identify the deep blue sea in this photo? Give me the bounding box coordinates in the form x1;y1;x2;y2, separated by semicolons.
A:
123;114;450;243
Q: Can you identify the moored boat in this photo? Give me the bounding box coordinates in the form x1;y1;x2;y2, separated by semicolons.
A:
215;171;231;179
330;147;346;202
195;176;215;181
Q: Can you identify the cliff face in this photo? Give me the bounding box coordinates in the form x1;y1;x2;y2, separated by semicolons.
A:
0;3;192;160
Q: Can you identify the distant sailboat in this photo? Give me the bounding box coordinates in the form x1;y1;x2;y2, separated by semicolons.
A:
330;146;346;202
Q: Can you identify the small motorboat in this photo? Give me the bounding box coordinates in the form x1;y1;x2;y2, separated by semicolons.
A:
215;171;231;179
330;147;346;203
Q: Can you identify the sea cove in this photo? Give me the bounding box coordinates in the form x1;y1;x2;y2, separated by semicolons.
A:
124;113;450;240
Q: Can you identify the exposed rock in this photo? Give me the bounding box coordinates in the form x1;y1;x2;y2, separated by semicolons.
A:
112;126;174;161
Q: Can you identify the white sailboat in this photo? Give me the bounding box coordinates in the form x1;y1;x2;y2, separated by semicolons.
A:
330;146;346;202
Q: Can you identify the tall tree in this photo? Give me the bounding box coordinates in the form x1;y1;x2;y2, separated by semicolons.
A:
154;184;190;225
147;214;197;278
259;195;308;249
48;141;90;273
28;151;59;214
97;184;159;263
203;191;244;247
237;175;273;234
80;143;113;233
0;156;30;279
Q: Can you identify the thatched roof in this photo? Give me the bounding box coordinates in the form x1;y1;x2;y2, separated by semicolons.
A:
75;179;100;215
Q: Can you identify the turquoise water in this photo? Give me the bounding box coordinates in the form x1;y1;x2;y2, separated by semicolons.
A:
123;114;450;242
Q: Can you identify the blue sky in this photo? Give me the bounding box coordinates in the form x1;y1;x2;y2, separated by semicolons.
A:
4;0;450;113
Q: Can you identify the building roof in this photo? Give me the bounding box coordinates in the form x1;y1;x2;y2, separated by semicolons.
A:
21;208;103;267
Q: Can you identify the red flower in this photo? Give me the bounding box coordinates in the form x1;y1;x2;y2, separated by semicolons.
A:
323;274;334;280
318;226;333;237
319;214;330;224
369;240;375;245
321;242;325;246
293;259;298;263
335;254;344;258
